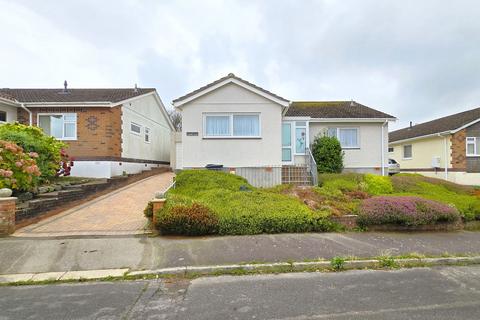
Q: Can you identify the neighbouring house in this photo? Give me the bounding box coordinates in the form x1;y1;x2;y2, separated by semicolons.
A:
0;83;174;178
171;73;396;187
389;107;480;185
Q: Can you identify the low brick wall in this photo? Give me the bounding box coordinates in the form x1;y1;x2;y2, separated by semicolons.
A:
0;197;16;236
15;167;171;227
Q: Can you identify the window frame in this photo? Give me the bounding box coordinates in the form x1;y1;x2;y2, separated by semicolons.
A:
293;121;309;155
37;113;77;141
144;127;151;143
466;137;479;157
0;110;6;123
130;122;142;135
203;113;261;138
388;147;394;153
403;144;413;160
327;127;360;149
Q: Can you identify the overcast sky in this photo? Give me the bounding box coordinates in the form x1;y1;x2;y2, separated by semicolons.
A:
1;0;479;130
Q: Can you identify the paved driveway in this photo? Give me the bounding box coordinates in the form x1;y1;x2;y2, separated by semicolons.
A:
13;172;175;237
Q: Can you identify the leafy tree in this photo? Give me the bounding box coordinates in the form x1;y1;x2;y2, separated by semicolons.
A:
311;134;344;173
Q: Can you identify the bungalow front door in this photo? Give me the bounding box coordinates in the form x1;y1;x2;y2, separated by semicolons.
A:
282;122;293;164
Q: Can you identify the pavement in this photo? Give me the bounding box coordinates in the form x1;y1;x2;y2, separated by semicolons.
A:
13;172;175;237
1;231;480;274
2;265;480;319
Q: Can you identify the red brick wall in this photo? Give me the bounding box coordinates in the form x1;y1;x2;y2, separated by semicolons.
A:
451;129;466;170
17;106;122;159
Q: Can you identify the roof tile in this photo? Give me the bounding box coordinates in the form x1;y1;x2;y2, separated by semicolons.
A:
286;101;395;119
389;107;480;142
0;88;155;103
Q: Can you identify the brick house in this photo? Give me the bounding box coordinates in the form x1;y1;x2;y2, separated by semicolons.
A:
0;84;174;178
389;107;480;185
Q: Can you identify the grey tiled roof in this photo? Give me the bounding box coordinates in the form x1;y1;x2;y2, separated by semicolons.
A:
389;107;480;142
0;88;155;103
286;101;395;119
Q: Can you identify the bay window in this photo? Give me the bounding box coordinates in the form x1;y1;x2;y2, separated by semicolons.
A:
204;113;260;138
327;127;359;148
38;113;77;140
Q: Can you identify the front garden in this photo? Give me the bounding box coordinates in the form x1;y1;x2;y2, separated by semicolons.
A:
148;169;480;236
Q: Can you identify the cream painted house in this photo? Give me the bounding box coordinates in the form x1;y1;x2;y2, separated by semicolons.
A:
389;107;480;185
172;74;396;187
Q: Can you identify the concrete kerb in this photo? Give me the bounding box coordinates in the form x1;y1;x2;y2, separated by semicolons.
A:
2;257;480;285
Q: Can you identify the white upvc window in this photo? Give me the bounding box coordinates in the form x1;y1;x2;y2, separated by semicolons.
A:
130;122;142;135
403;144;413;159
203;113;260;138
327;127;359;149
38;113;77;140
144;127;151;143
466;137;480;156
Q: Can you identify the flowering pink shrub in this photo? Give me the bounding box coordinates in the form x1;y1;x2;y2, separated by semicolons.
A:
0;140;41;191
358;196;460;226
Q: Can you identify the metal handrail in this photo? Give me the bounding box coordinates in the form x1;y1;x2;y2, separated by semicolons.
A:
306;147;318;186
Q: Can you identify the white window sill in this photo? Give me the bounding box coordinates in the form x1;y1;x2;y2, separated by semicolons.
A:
403;157;412;160
466;154;480;157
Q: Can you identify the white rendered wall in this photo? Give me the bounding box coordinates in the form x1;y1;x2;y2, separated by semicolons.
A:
121;94;171;163
180;83;283;168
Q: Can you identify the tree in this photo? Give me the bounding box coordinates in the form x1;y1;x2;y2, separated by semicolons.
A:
311;134;344;173
168;109;182;132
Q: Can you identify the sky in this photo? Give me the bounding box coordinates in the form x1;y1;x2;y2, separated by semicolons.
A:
1;0;479;130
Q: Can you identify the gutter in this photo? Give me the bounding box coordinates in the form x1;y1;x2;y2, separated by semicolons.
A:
437;133;450;180
381;120;387;176
390;131;452;145
19;103;32;125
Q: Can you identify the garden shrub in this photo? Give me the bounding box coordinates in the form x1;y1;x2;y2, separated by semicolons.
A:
157;202;219;236
357;196;461;227
144;201;153;218
311;135;344;174
390;174;480;221
0;140;41;191
0;123;67;181
364;174;393;195
155;170;340;236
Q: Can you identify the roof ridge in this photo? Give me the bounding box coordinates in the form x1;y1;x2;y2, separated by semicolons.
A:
390;106;480;134
172;73;288;104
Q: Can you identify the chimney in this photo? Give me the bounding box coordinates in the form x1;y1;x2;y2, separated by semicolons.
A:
134;83;138;93
350;99;355;107
410;121;413;128
63;80;68;93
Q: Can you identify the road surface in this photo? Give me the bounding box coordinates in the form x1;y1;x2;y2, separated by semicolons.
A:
2;265;480;319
